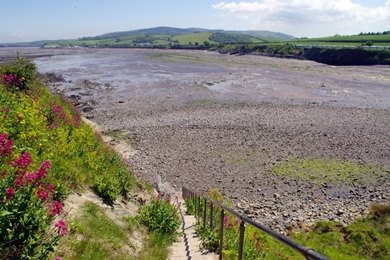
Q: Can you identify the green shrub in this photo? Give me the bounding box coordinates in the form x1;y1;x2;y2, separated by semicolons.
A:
140;196;181;238
94;174;121;203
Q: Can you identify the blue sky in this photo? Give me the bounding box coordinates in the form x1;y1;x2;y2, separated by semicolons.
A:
1;0;389;42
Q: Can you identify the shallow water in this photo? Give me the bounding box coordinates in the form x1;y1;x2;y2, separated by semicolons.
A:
31;48;390;109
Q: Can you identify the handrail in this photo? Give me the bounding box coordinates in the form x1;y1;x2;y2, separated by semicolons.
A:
182;187;329;260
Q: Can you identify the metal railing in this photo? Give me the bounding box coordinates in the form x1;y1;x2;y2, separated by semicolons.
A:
182;187;329;260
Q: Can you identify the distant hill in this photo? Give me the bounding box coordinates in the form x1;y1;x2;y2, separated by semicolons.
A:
236;30;295;41
97;27;210;38
0;26;294;48
94;26;294;41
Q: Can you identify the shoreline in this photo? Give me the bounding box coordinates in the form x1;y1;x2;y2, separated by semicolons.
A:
31;48;390;233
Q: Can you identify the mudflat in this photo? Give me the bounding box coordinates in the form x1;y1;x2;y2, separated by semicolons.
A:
3;47;389;233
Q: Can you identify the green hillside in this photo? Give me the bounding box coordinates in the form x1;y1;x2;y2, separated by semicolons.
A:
42;28;288;48
0;27;289;48
292;33;390;47
172;32;217;45
0;27;293;48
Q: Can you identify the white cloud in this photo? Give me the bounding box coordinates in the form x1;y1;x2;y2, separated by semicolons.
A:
212;1;390;36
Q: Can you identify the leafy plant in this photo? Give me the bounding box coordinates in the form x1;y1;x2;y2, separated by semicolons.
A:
94;174;121;204
185;199;195;215
0;135;67;259
139;195;181;238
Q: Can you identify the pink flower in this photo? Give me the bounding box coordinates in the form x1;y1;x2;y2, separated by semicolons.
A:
25;173;37;183
49;201;63;216
224;216;229;225
54;220;67;236
52;105;63;113
37;189;48;201
0;134;13;157
1;73;22;87
47;183;55;193
14;176;26;187
5;187;15;200
10;152;33;169
35;160;51;179
73;115;80;127
53;258;62;260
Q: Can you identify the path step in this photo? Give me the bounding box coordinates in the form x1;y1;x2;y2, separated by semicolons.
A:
169;195;219;260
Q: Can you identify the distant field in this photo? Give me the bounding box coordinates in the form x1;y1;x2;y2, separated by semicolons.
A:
172;32;217;45
292;34;390;47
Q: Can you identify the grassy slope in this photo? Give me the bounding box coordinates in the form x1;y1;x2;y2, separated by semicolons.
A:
172;32;216;45
56;202;138;259
293;210;390;260
292;34;390;47
0;59;141;258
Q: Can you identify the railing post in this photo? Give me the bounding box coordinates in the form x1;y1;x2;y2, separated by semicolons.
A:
238;219;246;260
219;209;225;260
193;193;196;217
197;196;201;219
203;198;207;228
210;203;214;230
192;192;196;217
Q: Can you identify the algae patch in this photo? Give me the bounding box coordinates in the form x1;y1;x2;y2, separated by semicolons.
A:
272;158;385;185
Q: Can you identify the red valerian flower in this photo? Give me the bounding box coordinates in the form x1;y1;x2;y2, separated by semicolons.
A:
5;187;15;200
54;220;68;236
0;133;13;157
37;189;49;201
1;73;22;87
10;152;33;169
25;173;37;183
73;115;81;127
49;201;63;216
14;176;26;187
35;160;51;179
47;183;55;193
